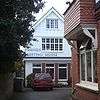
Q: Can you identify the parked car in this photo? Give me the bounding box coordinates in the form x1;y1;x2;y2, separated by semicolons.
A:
32;73;54;90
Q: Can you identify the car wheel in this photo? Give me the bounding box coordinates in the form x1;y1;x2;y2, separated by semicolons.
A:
50;87;53;90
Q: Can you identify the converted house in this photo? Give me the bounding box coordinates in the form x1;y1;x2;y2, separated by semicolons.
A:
24;7;71;86
64;0;100;100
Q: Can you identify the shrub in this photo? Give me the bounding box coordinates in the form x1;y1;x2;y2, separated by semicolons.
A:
26;73;35;88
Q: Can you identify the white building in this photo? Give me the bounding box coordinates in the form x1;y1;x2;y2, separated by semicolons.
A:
24;7;71;85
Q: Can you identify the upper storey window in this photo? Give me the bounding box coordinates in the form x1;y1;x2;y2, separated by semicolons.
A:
46;19;58;28
42;38;63;51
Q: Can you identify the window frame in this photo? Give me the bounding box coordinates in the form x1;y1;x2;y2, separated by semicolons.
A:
46;19;58;29
42;38;63;52
58;64;68;81
80;49;97;83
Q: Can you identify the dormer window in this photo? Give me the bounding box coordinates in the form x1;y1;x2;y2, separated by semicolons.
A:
46;19;58;28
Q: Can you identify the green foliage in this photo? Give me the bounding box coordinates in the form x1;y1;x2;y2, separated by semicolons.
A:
0;0;44;73
27;73;35;88
15;60;24;71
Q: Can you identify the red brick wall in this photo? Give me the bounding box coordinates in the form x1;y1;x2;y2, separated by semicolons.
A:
64;0;80;36
73;86;99;100
55;63;58;85
71;15;100;100
71;41;80;88
80;0;96;24
97;19;100;90
64;0;100;100
64;0;96;36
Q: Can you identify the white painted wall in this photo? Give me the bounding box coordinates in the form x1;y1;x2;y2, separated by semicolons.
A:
34;12;64;37
25;61;33;78
25;11;71;58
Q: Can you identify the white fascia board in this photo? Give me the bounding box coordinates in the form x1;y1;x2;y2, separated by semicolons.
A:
23;58;71;63
24;58;70;61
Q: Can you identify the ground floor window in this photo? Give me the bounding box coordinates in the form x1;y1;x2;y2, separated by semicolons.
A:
80;50;97;83
59;64;67;80
33;64;41;74
33;68;41;74
46;68;54;79
46;64;54;79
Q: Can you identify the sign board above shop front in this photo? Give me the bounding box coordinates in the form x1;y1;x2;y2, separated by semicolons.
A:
26;52;58;57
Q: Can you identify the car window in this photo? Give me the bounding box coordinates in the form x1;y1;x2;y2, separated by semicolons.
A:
34;73;52;80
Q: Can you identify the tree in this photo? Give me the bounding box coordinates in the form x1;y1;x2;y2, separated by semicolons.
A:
0;0;44;73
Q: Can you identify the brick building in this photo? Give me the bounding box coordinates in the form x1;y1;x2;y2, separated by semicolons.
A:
64;0;100;100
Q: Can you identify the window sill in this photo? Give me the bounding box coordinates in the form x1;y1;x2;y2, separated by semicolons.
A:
76;82;99;92
58;79;68;81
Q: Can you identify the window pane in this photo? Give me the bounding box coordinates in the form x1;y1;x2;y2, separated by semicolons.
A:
88;29;95;39
46;19;50;28
46;68;54;79
55;38;58;43
42;44;45;50
33;64;41;67
59;64;67;67
51;44;54;50
33;68;41;73
59;44;63;51
46;44;50;50
59;68;66;79
81;54;85;81
42;38;45;43
86;51;92;82
93;51;97;83
59;39;63;43
46;64;54;67
46;38;50;43
51;38;54;43
55;44;58;50
55;19;58;28
51;20;54;28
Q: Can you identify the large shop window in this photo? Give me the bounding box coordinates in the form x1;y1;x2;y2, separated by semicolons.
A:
42;38;63;51
59;64;67;80
46;19;58;28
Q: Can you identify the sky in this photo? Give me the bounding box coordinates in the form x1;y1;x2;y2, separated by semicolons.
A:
35;0;73;20
35;0;99;20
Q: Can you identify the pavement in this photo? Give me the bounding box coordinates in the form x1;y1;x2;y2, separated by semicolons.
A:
10;88;72;100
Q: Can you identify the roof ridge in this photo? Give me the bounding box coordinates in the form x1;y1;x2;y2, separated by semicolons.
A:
33;7;64;28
